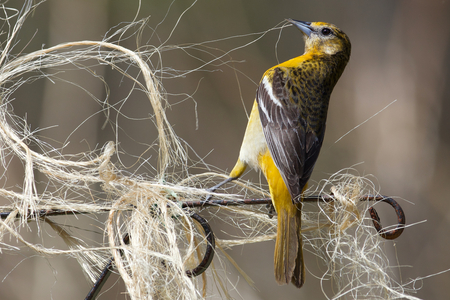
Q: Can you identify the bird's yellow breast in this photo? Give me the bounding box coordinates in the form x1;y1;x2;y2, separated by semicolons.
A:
237;100;268;170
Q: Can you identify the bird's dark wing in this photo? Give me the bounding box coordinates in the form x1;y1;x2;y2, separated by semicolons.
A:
257;67;325;203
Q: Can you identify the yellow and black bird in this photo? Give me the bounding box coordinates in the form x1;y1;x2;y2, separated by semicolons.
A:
210;19;351;288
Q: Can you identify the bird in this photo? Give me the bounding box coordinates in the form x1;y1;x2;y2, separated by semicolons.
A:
208;19;351;288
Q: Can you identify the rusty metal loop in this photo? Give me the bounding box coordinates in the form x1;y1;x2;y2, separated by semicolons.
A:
367;197;405;240
186;212;216;277
85;212;214;299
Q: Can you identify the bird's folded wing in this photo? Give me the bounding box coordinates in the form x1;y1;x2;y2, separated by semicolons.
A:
257;67;324;202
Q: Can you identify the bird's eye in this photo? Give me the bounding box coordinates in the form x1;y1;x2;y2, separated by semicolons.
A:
321;28;332;35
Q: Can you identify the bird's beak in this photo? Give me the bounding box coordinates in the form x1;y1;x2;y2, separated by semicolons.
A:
287;19;313;37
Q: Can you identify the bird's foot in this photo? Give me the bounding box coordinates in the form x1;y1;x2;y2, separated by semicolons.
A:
266;203;276;219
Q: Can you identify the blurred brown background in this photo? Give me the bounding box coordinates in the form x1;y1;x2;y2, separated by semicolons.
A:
1;0;450;299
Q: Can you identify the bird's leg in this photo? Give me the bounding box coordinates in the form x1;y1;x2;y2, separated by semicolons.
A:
205;177;237;201
206;159;246;201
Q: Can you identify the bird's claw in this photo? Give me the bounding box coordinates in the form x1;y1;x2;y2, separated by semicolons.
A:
266;203;276;219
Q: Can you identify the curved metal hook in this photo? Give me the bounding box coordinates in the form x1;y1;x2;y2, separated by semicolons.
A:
85;212;215;299
367;196;405;240
186;212;216;277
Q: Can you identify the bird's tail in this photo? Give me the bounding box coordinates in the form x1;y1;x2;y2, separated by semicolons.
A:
274;204;304;288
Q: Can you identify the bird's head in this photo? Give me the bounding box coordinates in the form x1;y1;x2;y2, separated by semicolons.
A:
287;19;351;58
